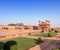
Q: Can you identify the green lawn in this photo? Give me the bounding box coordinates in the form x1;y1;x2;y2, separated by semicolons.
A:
31;32;56;37
32;33;48;37
0;37;42;50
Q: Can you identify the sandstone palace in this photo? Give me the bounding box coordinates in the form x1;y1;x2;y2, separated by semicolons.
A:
0;20;51;32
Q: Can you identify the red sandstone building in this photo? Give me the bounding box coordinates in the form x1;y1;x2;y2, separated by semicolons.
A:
0;20;51;32
38;20;51;33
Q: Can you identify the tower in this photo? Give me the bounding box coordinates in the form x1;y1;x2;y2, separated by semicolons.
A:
38;20;51;33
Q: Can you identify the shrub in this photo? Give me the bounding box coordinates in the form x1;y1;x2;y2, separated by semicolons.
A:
41;30;44;33
35;38;43;44
48;32;56;37
55;30;58;33
28;33;31;36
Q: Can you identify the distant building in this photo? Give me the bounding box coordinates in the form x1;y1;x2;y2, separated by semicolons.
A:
38;20;51;33
33;26;38;30
23;25;33;30
0;20;51;33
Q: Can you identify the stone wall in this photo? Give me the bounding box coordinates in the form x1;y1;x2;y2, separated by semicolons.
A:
0;25;33;30
0;30;40;40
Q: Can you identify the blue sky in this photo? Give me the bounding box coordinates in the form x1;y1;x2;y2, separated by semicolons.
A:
0;0;60;27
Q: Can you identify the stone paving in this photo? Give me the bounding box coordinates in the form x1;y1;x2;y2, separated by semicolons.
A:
28;34;60;50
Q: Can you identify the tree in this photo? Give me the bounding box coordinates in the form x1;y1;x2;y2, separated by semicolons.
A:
16;23;24;26
8;24;16;26
8;23;24;26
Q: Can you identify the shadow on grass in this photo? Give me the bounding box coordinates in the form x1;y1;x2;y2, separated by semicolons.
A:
3;40;17;50
0;40;17;50
0;42;5;50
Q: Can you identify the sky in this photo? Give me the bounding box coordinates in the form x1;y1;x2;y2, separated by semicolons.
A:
0;0;60;27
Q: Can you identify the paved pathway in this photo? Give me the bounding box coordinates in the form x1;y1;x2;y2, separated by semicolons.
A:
28;34;60;50
28;39;53;50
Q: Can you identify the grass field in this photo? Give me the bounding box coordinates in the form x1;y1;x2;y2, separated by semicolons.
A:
31;32;56;37
32;33;48;37
0;37;42;50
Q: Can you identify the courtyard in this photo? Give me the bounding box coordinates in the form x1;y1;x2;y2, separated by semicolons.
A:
0;29;60;50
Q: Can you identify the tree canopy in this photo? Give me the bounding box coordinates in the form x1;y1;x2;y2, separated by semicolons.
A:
8;23;24;26
8;24;16;26
16;23;24;26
